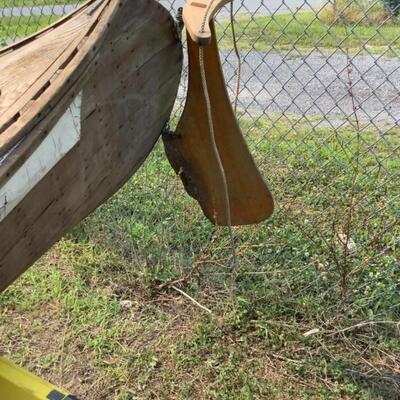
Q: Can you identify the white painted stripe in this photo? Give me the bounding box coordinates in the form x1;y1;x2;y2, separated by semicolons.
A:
0;92;82;222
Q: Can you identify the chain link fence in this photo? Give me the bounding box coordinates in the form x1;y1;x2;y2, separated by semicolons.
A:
1;0;399;394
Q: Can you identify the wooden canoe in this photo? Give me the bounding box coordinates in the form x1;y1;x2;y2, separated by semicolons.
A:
0;0;182;292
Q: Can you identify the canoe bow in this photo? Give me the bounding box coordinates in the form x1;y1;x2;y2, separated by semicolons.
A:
0;0;182;292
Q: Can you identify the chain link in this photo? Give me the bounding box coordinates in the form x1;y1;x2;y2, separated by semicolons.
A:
1;0;399;324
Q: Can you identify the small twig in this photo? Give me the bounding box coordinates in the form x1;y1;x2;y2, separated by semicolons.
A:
339;333;381;375
59;310;70;386
157;233;217;290
270;353;303;364
329;320;400;336
171;285;212;314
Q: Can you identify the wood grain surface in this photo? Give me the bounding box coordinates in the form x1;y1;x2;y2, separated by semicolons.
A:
0;0;182;292
182;0;232;45
163;21;273;226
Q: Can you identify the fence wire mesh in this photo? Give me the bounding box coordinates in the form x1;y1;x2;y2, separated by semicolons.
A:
1;0;399;396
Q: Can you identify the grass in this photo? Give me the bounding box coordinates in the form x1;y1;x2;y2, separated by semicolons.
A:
0;115;399;399
0;0;81;7
319;0;392;26
217;11;400;56
0;15;59;46
2;9;400;56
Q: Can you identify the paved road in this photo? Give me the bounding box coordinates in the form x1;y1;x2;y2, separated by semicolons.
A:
1;3;77;17
2;0;398;127
223;51;400;127
1;0;323;17
161;0;322;15
175;50;400;127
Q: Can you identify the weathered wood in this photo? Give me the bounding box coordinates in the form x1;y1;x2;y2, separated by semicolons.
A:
183;0;231;45
0;0;111;160
0;0;182;292
163;21;273;226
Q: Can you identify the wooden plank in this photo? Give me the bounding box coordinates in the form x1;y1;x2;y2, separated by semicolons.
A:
0;10;95;114
0;0;110;141
0;0;102;56
0;0;116;178
183;0;231;45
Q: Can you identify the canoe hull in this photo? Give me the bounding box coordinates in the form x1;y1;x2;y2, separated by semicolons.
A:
0;0;182;292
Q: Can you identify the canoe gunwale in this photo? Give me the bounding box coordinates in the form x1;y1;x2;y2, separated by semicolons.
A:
0;0;103;57
0;0;117;187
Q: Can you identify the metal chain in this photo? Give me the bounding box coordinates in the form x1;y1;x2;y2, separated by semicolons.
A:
200;0;216;33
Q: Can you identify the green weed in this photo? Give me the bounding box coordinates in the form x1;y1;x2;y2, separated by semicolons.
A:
1;116;398;399
217;11;400;56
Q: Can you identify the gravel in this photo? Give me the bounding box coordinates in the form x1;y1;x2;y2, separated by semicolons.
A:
219;50;400;128
0;3;78;17
0;0;323;18
2;0;399;129
176;50;400;128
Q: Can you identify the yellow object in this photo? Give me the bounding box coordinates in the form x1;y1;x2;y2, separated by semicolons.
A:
0;357;77;400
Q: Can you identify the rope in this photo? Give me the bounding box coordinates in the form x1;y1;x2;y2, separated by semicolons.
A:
200;0;216;33
199;46;237;268
197;1;242;268
230;1;241;113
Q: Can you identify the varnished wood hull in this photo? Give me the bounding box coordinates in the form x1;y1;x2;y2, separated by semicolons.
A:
0;0;182;292
163;21;273;226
